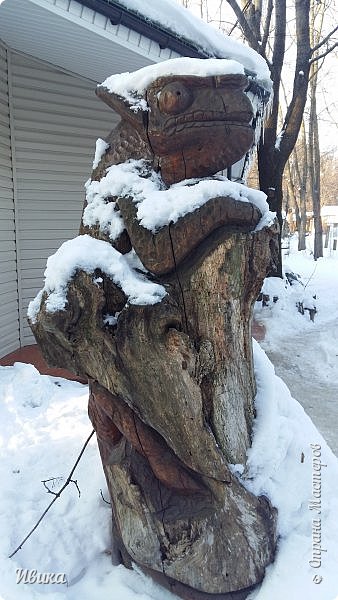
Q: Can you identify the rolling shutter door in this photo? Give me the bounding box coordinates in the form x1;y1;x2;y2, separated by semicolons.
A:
11;51;117;346
0;43;20;357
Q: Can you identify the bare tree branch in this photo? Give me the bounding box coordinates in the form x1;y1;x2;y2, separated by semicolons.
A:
227;0;251;35
100;489;111;505
225;0;260;50
261;0;286;147
41;477;64;496
311;24;338;53
42;477;81;498
279;0;311;166
309;41;338;64
261;0;273;55
245;0;261;42
8;430;95;559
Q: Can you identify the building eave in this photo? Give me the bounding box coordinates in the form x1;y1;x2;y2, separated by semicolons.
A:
79;0;208;59
78;0;270;101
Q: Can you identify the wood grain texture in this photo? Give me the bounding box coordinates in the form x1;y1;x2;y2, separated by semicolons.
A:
31;71;278;598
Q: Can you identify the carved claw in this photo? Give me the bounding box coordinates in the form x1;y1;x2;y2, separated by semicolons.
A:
118;195;261;275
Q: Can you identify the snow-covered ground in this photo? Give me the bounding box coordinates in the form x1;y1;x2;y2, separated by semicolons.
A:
255;234;338;456
1;235;338;600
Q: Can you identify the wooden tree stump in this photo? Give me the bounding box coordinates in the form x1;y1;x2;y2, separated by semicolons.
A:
30;61;277;599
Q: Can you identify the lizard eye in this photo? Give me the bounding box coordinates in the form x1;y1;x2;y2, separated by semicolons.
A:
158;82;193;115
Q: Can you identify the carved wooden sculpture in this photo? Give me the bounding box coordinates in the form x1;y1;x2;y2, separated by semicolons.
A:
30;63;277;599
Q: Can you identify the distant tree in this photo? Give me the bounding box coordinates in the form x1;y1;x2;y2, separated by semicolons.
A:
224;0;337;274
320;152;338;206
309;64;323;259
285;120;308;251
308;0;327;260
282;0;337;258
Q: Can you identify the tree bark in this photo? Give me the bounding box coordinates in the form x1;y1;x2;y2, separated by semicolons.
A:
309;4;324;260
32;225;277;598
298;122;309;251
286;120;308;251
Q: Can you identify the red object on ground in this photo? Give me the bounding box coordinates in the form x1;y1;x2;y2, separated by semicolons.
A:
0;344;86;383
252;320;266;342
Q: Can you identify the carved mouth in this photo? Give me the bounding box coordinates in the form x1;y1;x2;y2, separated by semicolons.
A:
164;110;253;136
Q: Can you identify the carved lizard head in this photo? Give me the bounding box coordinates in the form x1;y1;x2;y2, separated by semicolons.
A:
97;73;254;185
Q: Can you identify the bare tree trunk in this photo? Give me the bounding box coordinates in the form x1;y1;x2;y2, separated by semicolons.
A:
309;4;324;260
298;124;308;251
294;196;301;235
286;174;300;234
298;200;307;250
291;121;308;251
309;89;323;259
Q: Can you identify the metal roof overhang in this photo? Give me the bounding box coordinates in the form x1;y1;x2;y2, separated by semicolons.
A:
79;0;207;58
0;0;181;83
77;0;270;99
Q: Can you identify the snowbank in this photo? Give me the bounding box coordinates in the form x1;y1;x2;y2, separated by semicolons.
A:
246;342;338;599
254;237;338;346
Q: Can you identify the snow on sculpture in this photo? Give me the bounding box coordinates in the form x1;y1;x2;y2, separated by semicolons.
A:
29;57;278;599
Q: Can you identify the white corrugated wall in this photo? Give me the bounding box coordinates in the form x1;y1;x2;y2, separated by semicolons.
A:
8;50;117;348
0;43;20;356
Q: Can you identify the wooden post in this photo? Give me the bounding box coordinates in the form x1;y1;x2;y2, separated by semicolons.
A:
31;66;277;598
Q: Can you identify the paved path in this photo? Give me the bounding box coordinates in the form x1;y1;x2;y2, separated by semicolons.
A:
263;324;338;457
